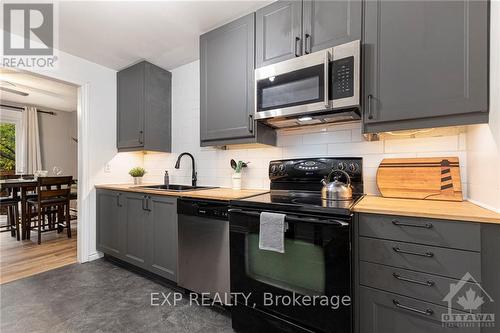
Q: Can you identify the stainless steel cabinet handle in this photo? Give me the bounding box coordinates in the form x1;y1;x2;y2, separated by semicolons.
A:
392;220;433;229
142;195;148;210
393;300;434;316
392;273;435;287
145;196;151;211
367;94;374;120
305;34;311;54
248;114;254;133
294;37;301;57
139;130;144;144
117;193;122;207
393;247;434;258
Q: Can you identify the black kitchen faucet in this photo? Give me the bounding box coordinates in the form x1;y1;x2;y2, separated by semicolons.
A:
175;152;197;187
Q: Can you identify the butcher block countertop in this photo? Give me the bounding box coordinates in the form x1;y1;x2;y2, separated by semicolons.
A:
354;195;500;224
94;183;268;201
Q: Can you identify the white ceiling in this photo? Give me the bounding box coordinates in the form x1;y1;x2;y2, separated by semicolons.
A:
0;68;78;112
58;1;272;71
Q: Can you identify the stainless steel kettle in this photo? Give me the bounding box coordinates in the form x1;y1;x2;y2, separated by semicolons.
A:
321;169;353;201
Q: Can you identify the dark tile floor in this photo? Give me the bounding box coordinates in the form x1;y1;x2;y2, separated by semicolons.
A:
0;259;233;333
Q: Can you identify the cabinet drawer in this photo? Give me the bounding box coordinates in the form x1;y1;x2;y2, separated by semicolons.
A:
359;286;480;333
358;213;480;251
359;261;482;311
359;237;481;281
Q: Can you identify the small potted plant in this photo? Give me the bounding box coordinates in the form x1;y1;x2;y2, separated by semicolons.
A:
230;159;249;190
129;167;146;185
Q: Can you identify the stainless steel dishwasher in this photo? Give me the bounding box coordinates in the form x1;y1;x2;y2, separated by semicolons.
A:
177;198;230;300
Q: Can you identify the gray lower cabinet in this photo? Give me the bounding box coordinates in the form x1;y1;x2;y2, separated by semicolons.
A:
363;0;489;133
122;192;149;269
147;195;177;281
96;190;123;257
117;61;172;152
355;213;500;333
359;286;479;333
96;189;177;282
200;13;276;147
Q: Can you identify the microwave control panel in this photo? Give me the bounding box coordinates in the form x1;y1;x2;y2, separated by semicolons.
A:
331;56;354;100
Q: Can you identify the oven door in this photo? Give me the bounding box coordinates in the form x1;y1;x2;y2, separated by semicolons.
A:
229;208;351;333
255;49;331;120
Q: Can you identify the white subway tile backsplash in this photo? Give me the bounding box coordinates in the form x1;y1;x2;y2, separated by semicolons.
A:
139;60;469;192
302;130;351;145
384;136;459;154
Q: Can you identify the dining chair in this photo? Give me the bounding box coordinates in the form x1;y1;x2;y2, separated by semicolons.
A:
26;176;73;244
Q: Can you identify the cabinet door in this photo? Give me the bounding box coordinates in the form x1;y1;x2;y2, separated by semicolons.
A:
144;62;172;152
363;0;488;131
146;195;177;282
117;63;145;149
255;0;302;68
96;190;123;257
359;286;479;333
302;0;361;54
200;13;255;142
122;192;148;268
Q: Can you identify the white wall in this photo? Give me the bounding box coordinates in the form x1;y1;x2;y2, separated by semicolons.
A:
17;44;143;262
466;1;500;212
143;61;468;197
38;111;78;178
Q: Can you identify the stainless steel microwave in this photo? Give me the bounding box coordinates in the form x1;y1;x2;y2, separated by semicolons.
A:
254;40;360;128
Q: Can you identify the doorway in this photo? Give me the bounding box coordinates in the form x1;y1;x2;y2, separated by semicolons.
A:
0;68;79;283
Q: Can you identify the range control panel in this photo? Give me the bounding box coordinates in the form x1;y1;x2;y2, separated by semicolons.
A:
269;157;362;181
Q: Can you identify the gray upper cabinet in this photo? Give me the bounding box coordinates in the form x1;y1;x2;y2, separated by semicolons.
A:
363;0;489;133
255;0;302;68
256;0;361;68
302;0;361;54
147;195;178;282
117;61;172;152
200;13;276;147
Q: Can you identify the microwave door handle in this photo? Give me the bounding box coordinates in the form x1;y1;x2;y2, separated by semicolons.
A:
324;50;330;109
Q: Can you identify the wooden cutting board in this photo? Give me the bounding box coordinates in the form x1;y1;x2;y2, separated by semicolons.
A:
376;157;463;201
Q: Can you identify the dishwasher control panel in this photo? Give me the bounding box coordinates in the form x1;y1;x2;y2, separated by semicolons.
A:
178;198;229;221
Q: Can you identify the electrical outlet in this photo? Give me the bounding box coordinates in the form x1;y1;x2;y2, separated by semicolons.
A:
104;163;111;173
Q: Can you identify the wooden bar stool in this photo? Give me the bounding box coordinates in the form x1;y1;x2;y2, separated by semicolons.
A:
0;197;20;240
26;176;73;244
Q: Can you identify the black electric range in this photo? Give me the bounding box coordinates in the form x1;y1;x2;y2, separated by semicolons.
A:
229;157;363;333
231;157;363;217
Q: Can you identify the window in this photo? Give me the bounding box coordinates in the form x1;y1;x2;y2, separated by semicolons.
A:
0;109;23;174
0;123;16;173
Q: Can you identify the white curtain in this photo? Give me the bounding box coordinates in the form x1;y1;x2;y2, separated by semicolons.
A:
21;106;42;173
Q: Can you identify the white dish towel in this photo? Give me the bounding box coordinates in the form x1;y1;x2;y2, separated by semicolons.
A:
259;212;287;253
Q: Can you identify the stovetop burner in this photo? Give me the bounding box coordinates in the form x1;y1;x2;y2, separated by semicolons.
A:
230;157;364;217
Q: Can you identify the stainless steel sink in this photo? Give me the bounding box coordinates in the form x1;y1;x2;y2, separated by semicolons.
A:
136;184;217;192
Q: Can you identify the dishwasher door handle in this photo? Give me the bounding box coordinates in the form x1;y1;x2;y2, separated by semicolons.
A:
228;208;349;227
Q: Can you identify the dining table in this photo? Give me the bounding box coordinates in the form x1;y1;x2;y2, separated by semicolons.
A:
0;178;78;240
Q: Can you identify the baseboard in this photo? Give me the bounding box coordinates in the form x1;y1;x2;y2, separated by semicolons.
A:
88;251;104;262
467;198;500;214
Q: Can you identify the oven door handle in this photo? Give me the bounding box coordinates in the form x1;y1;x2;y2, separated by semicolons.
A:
228;208;349;227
